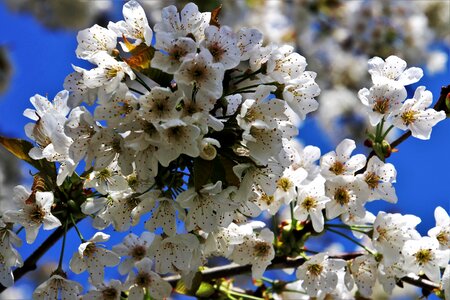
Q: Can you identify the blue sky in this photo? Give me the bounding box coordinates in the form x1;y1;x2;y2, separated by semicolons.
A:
0;2;449;297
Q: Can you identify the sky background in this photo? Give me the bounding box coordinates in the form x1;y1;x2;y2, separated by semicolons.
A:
0;1;449;298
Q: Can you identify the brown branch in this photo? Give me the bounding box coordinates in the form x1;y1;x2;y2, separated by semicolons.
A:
164;252;440;293
164;253;364;284
0;222;74;293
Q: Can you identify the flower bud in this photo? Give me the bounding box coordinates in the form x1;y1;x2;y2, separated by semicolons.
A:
199;138;220;161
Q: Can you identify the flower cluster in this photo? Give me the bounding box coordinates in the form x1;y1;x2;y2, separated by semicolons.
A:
0;1;448;299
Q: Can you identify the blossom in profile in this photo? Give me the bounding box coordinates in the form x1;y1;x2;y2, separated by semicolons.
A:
33;273;82;300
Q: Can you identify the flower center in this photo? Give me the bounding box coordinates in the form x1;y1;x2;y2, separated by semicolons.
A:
401;110;418;126
190;64;207;81
102;287;119;300
136;272;152;287
334;187;350;205
364;172;380;189
301;196;317;211
170;45;187;61
254;241;271;257
329;161;345;175
414;249;433;265
307;263;324;277
277;177;293;192
119;100;134;116
111;138;122;152
29;205;46;223
131;245;147;261
261;193;274;205
126;196;140;211
83;243;97;257
375;226;387;242
373;97;390;114
106;67;119;79
97;169;112;181
436;231;449;246
208;42;225;62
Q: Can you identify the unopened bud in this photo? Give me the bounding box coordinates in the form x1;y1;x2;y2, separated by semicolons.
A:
381;140;392;158
364;138;373;148
111;49;120;57
199;138;220;161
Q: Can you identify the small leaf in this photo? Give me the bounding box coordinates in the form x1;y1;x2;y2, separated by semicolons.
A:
122;42;155;71
210;5;222;27
0;135;34;163
0;135;56;177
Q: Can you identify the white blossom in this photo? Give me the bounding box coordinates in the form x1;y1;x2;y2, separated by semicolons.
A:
69;232;120;284
229;228;275;279
4;186;61;244
392;86;446;140
320;139;366;179
368;55;423;86
296;253;346;297
112;232;155;275
124;258;172;300
402;236;449;282
428;206;450;250
33;274;82;300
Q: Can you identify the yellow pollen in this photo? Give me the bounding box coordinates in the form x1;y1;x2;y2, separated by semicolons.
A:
29;206;45;223
401;110;418;126
365;172;380;189
106;67;119;79
302;196;318;211
307;263;324;277
277;177;293;192
83;243;97;257
436;232;448;246
373;97;390;114
329;161;345;175
414;249;433;265
261;193;274;205
334;187;350;205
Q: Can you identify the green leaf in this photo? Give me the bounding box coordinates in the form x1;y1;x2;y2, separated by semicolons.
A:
0;135;56;177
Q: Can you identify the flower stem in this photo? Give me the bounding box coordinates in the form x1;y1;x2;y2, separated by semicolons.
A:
326;227;375;255
382;125;395;140
57;221;68;270
233;69;262;85
290;202;297;229
15;226;24;235
219;285;264;300
70;214;85;242
261;276;275;284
